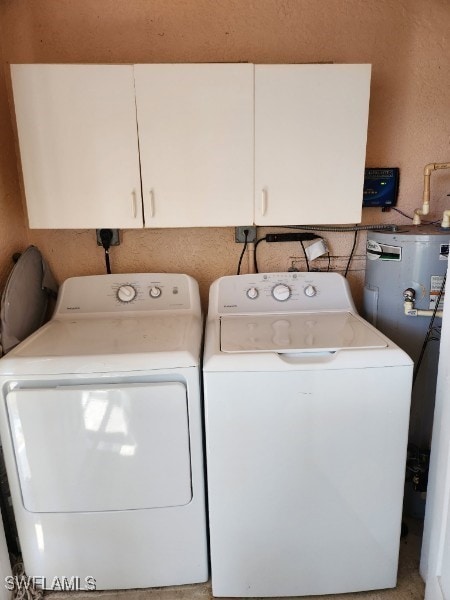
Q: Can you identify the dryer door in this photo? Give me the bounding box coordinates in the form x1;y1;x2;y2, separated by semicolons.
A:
7;382;192;512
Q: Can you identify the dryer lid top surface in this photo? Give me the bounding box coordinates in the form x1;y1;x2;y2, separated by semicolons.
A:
220;312;387;353
0;314;202;374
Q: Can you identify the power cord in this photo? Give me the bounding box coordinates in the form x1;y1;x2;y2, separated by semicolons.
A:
237;229;249;275
344;230;358;278
413;273;446;386
253;232;319;273
253;237;266;273
99;229;113;275
300;241;310;272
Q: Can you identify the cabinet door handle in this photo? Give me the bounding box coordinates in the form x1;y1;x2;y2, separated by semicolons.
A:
261;189;267;216
149;190;155;218
132;190;137;218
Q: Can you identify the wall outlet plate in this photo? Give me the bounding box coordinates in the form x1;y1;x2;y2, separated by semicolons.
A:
235;226;257;243
96;229;120;246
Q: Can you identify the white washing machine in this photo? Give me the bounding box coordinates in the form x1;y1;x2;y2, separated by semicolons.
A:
203;272;413;597
0;273;208;590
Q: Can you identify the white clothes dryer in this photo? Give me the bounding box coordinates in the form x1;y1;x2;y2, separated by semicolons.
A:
0;273;208;590
203;272;413;597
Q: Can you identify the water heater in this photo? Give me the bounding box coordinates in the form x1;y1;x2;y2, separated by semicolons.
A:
363;225;449;450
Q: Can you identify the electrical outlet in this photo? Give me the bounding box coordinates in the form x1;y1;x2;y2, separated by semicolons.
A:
96;229;120;246
235;226;257;243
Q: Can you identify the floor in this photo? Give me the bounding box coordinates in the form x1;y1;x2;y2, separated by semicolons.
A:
48;518;425;600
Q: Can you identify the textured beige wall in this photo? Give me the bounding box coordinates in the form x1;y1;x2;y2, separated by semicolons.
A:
1;0;450;307
0;13;27;289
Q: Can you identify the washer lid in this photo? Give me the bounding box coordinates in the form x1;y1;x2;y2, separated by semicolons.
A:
220;312;387;353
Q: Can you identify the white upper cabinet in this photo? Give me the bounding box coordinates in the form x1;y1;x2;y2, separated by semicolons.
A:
254;64;371;225
134;64;254;227
11;63;371;229
11;64;143;229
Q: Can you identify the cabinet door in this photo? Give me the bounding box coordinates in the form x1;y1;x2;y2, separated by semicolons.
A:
134;64;254;227
11;65;143;228
255;64;371;225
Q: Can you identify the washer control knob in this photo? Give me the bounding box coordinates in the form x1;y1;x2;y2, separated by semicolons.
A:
117;285;137;303
272;284;291;302
149;286;162;299
304;285;317;297
246;287;259;300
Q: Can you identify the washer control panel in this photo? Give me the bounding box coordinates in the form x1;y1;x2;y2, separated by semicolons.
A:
56;273;196;315
216;272;355;314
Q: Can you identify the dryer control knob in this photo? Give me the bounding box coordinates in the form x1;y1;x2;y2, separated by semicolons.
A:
246;287;259;300
272;284;291;302
304;285;317;297
149;286;162;298
117;285;137;303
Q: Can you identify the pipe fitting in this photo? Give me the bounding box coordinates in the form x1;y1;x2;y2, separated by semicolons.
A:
413;209;425;226
441;210;450;229
403;288;443;318
404;300;415;315
403;288;416;301
413;162;450;225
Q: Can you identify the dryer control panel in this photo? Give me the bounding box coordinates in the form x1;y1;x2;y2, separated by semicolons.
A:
213;272;356;315
55;273;200;315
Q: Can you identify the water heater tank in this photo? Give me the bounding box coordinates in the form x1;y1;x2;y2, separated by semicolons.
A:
363;225;449;449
